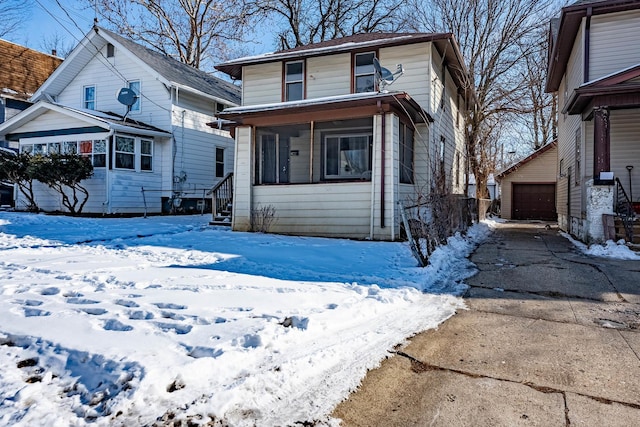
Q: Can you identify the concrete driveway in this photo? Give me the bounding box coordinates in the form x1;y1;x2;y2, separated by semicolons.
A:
333;221;640;426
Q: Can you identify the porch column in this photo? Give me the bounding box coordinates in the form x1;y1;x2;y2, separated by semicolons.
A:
593;106;610;178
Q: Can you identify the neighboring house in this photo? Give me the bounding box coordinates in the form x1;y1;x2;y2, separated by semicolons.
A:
546;0;640;243
497;141;558;221
0;26;240;214
1;39;63;207
214;33;472;240
467;174;498;201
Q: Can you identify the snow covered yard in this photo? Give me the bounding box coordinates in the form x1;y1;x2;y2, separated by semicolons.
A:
0;212;486;426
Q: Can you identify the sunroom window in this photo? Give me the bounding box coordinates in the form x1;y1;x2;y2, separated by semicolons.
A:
115;136;135;169
324;134;372;179
80;140;106;167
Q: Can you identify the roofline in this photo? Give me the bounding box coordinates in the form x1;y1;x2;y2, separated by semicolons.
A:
216;32;474;108
0;101;172;139
497;140;558;178
546;0;640;93
0;38;62;59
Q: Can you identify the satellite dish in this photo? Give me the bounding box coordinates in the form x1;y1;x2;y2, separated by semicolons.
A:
373;57;404;92
117;87;138;107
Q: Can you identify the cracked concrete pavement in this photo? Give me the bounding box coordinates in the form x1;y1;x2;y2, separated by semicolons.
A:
332;221;640;426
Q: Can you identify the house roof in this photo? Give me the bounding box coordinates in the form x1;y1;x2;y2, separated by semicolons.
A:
31;27;240;106
0;101;172;141
0;39;62;100
546;0;640;93
497;141;558;179
213;91;433;127
215;32;471;102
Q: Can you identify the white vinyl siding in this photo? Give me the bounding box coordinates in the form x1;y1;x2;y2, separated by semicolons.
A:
56;51;171;130
609;109;640;203
590;10;640;82
242;62;282;106
306;54;351;99
379;44;431;112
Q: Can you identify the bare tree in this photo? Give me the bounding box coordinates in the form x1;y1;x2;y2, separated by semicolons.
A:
258;0;410;49
89;0;256;70
39;32;75;58
0;0;32;38
408;0;556;198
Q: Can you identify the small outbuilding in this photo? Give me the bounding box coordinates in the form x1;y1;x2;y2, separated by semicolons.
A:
497;141;558;221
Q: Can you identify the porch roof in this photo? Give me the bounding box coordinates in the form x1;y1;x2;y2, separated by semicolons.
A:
210;91;433;128
563;63;640;117
0;101;172;141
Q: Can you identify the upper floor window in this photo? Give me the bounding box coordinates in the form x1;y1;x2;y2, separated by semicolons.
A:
284;61;304;101
107;43;115;57
84;85;96;110
128;80;141;112
354;52;375;93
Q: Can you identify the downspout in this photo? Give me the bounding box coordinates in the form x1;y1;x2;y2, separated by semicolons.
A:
105;129;114;215
584;7;592;83
369;116;378;240
378;101;386;229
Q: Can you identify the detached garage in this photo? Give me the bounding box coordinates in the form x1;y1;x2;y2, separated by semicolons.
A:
498;141;557;221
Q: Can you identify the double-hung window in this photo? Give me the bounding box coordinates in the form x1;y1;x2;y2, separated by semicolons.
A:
354;52;375;93
399;123;415;184
114;135;153;171
140;139;153;171
324;134;372;179
284;61;304;101
128;80;141;112
115;136;135;169
84;85;96;110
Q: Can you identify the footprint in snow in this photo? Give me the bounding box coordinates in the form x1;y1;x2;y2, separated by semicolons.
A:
66;297;100;305
153;302;187;310
154;322;192;335
128;310;154;320
22;308;51;317
102;319;133;331
114;299;139;308
161;311;185;321
13;299;43;307
40;287;60;296
82;308;108;315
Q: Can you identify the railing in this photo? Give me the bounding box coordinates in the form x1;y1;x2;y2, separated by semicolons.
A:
614;177;635;242
209;172;233;220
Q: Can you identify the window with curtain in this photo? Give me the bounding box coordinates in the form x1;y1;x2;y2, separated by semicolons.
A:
324;134;372;179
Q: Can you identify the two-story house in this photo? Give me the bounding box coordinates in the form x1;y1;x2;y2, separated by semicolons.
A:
215;33;472;240
546;0;640;243
0;26;240;215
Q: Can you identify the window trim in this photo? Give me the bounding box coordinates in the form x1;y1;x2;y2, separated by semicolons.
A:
283;60;305;102
322;132;373;180
83;85;96;110
114;135;135;170
128;80;141;113
352;51;378;93
399;121;414;184
140;139;153;172
215;147;225;178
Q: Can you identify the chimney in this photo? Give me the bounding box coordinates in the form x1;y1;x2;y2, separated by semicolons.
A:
52;49;57;56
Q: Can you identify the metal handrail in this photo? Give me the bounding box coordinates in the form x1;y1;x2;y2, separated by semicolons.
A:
615;177;634;242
